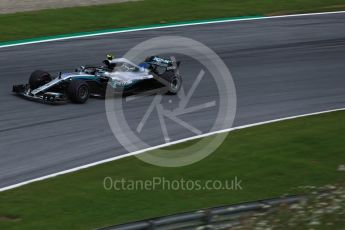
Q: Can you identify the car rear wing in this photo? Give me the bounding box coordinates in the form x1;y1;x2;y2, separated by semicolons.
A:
145;56;180;74
146;56;179;67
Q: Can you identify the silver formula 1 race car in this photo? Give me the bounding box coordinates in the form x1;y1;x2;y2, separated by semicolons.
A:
12;55;182;104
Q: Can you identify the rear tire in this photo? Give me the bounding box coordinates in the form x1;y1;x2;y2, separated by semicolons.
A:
68;80;90;104
166;74;182;95
29;70;52;90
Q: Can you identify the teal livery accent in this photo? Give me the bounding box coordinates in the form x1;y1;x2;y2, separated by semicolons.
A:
74;75;101;83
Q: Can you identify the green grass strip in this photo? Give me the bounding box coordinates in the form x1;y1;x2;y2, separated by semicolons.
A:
1;0;345;44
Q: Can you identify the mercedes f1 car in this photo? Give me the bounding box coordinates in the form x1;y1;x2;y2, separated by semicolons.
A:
12;55;182;104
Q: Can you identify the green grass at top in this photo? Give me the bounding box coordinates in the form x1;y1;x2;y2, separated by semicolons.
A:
0;111;344;229
1;0;345;42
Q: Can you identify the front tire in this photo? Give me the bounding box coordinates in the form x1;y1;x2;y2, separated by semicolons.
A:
67;80;90;104
29;70;52;90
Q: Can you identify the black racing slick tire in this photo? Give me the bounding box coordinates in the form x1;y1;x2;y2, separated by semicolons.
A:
29;70;52;90
166;74;182;95
67;80;90;104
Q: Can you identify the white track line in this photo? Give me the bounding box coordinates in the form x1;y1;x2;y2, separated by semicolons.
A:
1;107;345;192
0;10;345;49
1;10;345;192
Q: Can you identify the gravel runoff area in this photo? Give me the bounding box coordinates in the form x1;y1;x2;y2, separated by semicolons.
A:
0;0;141;14
233;185;345;229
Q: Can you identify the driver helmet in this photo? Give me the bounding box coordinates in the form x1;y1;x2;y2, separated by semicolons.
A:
107;54;114;60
